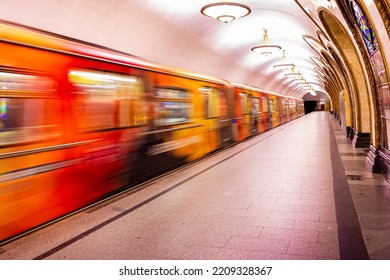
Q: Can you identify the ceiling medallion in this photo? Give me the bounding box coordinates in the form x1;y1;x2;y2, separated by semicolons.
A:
200;2;251;23
251;28;281;56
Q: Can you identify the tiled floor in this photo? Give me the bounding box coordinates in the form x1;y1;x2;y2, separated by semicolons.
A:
1;111;390;260
331;117;390;260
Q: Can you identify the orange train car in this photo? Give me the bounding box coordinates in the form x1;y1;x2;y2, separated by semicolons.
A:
0;20;304;243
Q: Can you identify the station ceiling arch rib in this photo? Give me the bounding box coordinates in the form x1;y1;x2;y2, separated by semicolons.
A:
0;0;344;101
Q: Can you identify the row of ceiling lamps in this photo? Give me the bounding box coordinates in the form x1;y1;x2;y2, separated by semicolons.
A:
201;2;317;96
201;2;282;56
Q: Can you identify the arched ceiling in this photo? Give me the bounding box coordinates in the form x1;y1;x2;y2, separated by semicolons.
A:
0;0;341;100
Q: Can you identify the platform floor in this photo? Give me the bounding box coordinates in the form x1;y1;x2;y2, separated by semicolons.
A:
1;112;389;260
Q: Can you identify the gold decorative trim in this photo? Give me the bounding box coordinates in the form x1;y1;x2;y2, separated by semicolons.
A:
328;47;355;126
318;6;361;131
294;0;328;34
355;0;390;147
335;0;381;146
374;0;390;37
317;30;331;50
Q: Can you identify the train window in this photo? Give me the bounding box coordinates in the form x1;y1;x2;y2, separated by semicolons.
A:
0;98;60;145
239;92;249;115
69;70;145;131
219;90;228;119
290;100;296;111
153;87;190;126
200;87;221;119
0;71;60;145
269;99;274;113
274;98;279;112
0;72;57;94
251;97;260;115
262;96;269;113
155;87;188;99
209;88;221;118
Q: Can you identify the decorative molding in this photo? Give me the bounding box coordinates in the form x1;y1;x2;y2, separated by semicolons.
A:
366;145;382;173
330;48;356;129
374;0;390;37
319;7;361;131
335;0;381;146
371;0;390;148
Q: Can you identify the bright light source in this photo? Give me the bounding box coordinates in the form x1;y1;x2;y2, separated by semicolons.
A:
201;2;251;23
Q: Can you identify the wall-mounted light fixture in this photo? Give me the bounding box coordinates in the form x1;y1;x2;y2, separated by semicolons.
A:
200;2;251;23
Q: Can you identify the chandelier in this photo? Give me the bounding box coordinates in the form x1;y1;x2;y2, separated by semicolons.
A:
293;79;307;84
251;28;281;56
200;2;251;23
273;50;295;71
284;66;302;78
301;84;317;96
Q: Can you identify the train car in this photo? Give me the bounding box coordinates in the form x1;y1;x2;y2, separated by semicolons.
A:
0;22;153;241
231;83;283;140
231;84;260;141
130;70;231;182
0;20;303;243
266;92;281;128
279;96;289;124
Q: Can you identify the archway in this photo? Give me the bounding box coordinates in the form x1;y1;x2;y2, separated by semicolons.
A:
319;9;373;148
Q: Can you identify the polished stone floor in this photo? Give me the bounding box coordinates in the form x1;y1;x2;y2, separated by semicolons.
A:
331;118;390;260
1;111;389;260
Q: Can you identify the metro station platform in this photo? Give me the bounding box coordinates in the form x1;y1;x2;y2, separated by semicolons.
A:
1;111;390;260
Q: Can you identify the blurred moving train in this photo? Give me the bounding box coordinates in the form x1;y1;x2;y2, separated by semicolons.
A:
0;20;304;242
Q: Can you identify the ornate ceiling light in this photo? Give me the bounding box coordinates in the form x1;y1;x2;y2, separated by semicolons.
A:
273;50;295;71
293;79;307;84
302;84;317;96
299;83;311;89
251;28;281;56
201;2;251;23
284;66;302;78
291;75;305;82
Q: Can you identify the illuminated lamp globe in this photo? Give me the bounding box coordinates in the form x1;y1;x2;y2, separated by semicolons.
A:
201;2;251;23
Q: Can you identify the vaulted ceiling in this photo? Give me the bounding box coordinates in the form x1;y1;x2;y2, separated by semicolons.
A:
0;0;341;101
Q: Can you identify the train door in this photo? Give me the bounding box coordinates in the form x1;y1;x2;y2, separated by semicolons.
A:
239;92;251;139
290;100;296;120
268;97;275;129
68;69;147;195
278;97;284;124
285;100;290;121
0;70;63;241
218;87;232;147
250;95;260;134
132;85;195;180
261;95;269;131
202;86;222;151
272;96;279;127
